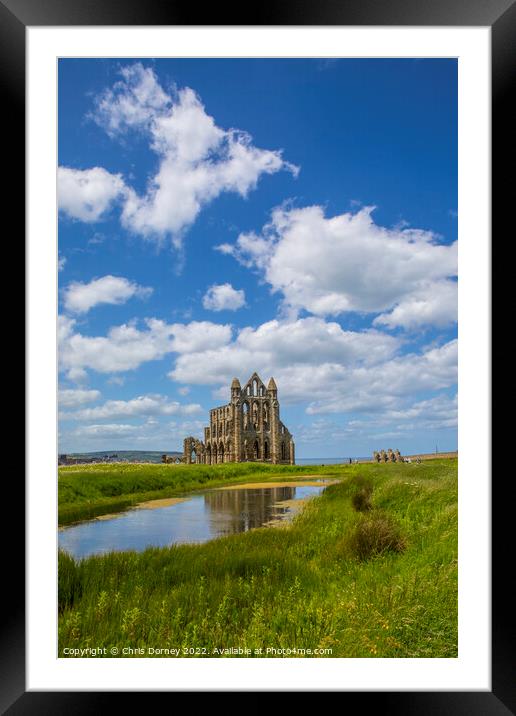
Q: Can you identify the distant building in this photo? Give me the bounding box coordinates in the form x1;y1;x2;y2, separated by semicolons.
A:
58;454;80;465
183;372;295;465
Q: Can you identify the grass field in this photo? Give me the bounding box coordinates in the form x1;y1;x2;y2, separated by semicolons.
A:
58;458;457;658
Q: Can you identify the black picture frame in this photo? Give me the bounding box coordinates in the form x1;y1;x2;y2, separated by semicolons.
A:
6;0;509;710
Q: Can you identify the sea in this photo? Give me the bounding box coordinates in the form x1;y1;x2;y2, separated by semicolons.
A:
61;450;370;465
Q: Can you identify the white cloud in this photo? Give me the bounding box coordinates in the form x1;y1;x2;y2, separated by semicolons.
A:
169;316;400;389
336;393;457;441
58;166;127;222
61;417;207;451
68;63;298;248
58;315;232;380
61;393;202;421
70;423;140;439
375;393;458;430
58;388;101;408
58;255;66;271
373;280;457;329
219;205;457;328
304;340;458;414
150;86;225;163
294;418;361;445
291;391;457;447
91;63;171;135
202;283;246;312
59;312;456;416
167;313;456;415
168;321;233;354
66;368;89;383
167;420;206;440
58;306;456;429
58;316;172;377
107;375;125;386
63;275;153;314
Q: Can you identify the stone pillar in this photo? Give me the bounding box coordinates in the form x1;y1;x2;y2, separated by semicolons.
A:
270;400;279;464
267;378;279;464
183;437;193;464
232;402;241;462
230;378;242;464
258;398;265;461
289;439;295;465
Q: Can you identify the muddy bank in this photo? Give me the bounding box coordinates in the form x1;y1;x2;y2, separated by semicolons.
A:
134;497;189;510
216;478;338;490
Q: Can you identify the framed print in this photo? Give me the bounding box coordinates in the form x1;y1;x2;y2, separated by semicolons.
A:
4;0;510;709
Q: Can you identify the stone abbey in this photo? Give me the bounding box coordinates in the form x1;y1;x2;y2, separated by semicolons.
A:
183;372;295;465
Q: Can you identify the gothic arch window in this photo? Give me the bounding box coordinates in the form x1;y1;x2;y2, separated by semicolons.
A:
264;441;270;460
263;402;269;430
252;378;258;396
243;401;249;429
219;442;225;463
252;401;259;430
260;385;265;397
281;441;286;460
253;440;260;460
206;445;212;464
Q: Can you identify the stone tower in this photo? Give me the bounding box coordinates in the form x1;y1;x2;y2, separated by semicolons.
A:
182;372;295;465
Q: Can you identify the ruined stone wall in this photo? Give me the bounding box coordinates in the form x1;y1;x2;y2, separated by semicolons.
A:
183;372;295;465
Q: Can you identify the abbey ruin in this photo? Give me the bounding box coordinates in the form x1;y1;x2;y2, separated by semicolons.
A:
183;373;295;465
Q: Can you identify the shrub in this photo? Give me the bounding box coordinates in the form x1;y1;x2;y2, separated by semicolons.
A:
349;512;406;560
352;487;373;512
351;477;373;512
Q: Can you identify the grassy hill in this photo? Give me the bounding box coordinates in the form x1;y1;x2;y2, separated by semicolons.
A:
58;458;457;658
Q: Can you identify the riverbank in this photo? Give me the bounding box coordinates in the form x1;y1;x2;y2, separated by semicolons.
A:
58;462;344;526
59;457;458;658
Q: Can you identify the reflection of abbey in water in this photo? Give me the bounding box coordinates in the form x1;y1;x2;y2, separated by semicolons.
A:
183;373;295;464
203;487;295;534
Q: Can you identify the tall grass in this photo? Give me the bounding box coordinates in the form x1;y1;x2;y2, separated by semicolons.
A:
59;459;457;658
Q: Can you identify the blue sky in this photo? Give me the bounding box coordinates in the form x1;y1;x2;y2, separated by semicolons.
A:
58;58;457;457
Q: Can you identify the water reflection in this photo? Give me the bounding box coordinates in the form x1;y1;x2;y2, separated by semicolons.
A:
59;484;325;560
203;486;295;534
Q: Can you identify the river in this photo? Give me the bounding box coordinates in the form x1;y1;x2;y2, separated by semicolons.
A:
58;481;332;560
